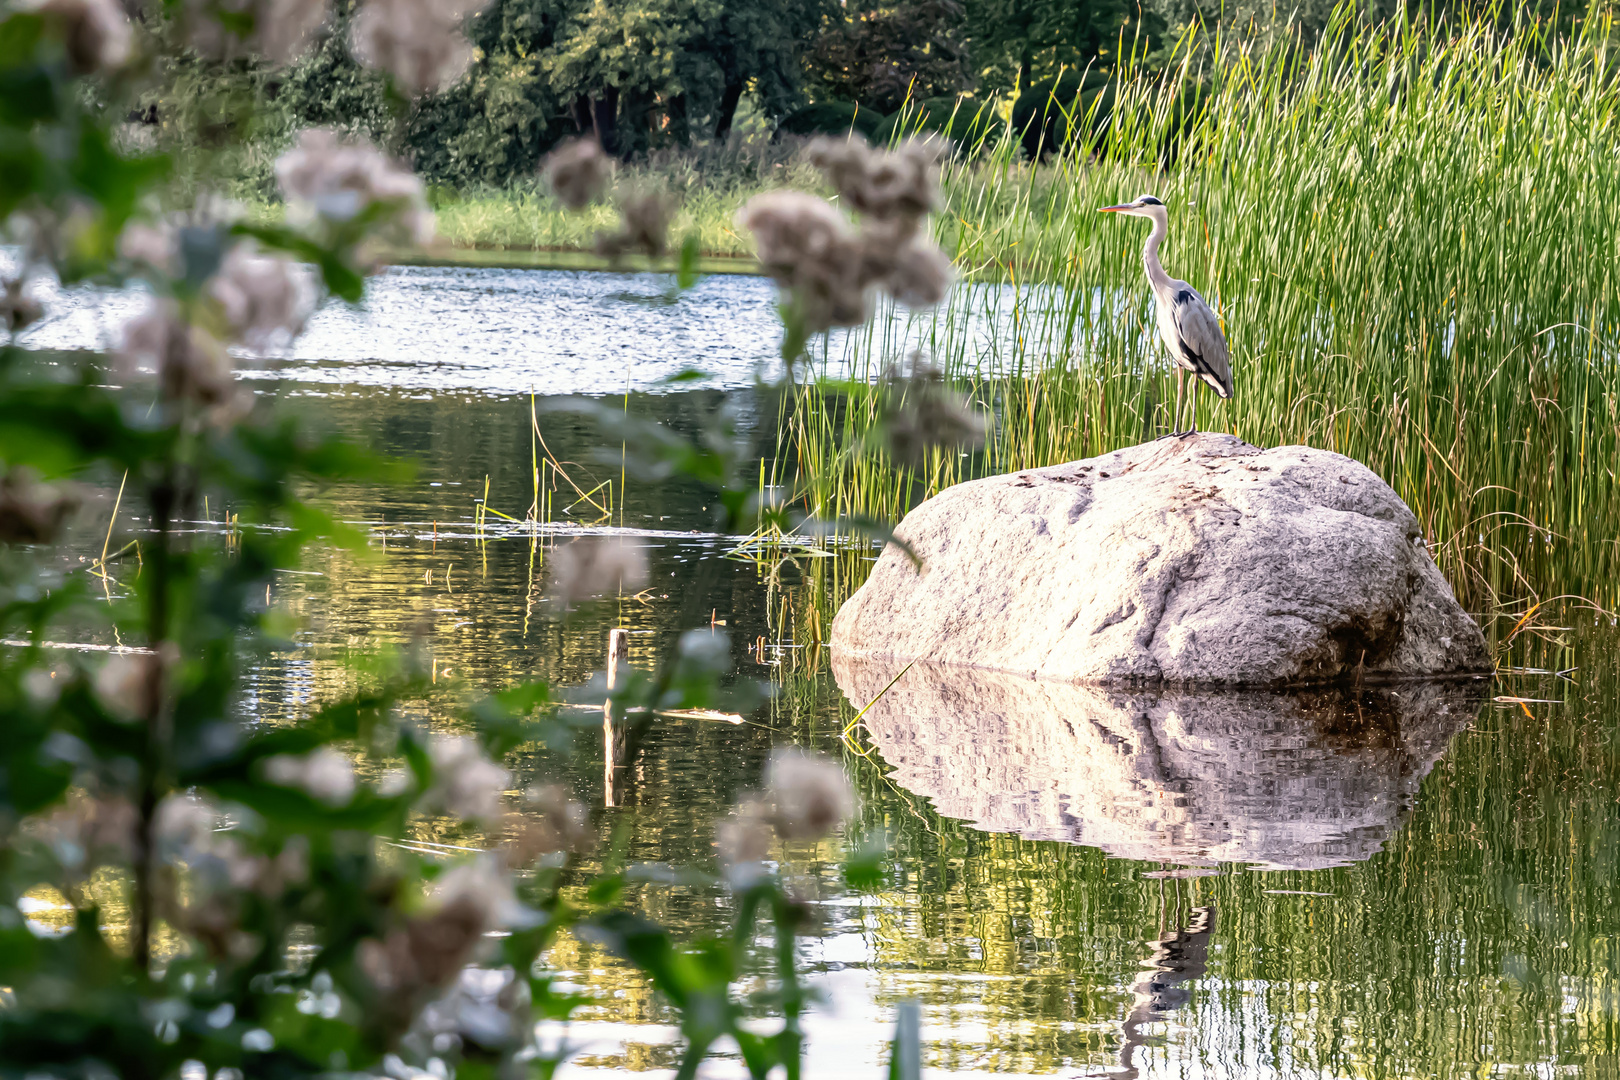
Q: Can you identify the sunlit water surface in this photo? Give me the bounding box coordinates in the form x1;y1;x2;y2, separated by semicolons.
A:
16;265;1620;1079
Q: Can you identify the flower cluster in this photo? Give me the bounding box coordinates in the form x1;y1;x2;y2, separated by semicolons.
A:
1;276;44;333
154;794;311;960
808;136;944;225
358;858;512;1014
716;749;855;887
26;0;131;75
547;535;650;608
275;127;435;247
0;464;79;543
114;300;247;425
423;734;511;824
112;216;312;418
349;0;486;96
209;241;315;351
26;791;138;875
737;136;955;336
92;650;166;721
503;783;592;865
595;192;674;261
543;138;612;210
261;747;357;807
184;0;330;65
880;354;990;463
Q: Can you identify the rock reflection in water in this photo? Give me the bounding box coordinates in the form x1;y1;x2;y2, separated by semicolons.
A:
833;658;1486;870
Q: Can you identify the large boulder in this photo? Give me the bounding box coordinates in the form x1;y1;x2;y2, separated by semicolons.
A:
832;657;1484;870
831;433;1490;686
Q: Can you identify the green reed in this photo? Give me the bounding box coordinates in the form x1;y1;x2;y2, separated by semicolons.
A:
787;9;1620;616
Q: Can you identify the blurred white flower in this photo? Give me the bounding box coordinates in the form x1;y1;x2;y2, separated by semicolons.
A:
881;354;988;464
25;0;132;75
209;243;314;350
736;190;868;334
424;734;509;823
0;465;79;544
504;783;591;863
377;766;411;797
2;277;44;333
25;792;138;871
262;747;356;807
873;233;955;309
547;535;649;607
808;135;945;229
185;0;331;65
115;300;248;424
595;192;674;260
118;222;179;275
765;748;854;841
349;0;486;96
93;651;170;722
715;796;773;888
359;856;511;996
417;965;528;1053
543;138;611;210
275;128;435;246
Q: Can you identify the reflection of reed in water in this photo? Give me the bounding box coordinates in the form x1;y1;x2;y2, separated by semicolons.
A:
1108;904;1216;1079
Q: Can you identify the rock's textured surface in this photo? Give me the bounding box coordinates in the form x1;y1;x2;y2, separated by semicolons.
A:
831;433;1489;685
833;656;1484;869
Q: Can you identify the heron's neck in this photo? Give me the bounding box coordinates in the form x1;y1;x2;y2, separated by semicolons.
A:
1142;214;1172;292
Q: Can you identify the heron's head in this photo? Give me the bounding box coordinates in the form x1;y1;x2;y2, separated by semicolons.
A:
1098;195;1167;220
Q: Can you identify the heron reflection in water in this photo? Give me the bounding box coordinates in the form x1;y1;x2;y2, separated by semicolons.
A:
1099;195;1233;438
1092;900;1216;1079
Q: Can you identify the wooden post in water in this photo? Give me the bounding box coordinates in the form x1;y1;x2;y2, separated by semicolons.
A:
603;628;629;807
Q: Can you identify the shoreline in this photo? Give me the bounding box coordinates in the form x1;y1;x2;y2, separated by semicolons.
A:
390;244;764;276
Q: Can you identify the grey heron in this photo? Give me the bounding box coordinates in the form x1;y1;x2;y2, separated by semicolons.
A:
1099;195;1232;437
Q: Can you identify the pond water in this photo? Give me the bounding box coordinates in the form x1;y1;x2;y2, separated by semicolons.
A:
22;265;1620;1078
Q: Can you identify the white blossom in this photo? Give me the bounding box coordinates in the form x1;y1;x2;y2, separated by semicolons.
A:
114;300;248;424
2;277;44;333
118;222;179;274
595;192;674;260
881;354;988;463
25;0;132;75
547;535;649;607
543;138;611;210
505;784;591;863
0;465;79;544
358;857;512;996
349;0;485;96
185;0;331;65
736;190;868;334
715;796;773;888
808;135;946;229
209;243;314;350
874;233;955;310
424;735;509;823
275;128;435;246
765;749;854;841
262;747;356;806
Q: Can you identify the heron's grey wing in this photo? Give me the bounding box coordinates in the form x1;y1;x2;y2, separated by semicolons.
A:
1171;288;1233;398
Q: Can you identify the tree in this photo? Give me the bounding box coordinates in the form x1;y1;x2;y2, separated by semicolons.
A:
963;0;1162;94
686;0;832;140
813;0;973;114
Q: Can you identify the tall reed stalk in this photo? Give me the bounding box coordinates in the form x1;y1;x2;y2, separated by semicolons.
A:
786;8;1620;615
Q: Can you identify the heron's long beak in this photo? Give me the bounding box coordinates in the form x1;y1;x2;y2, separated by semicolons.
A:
1097;205;1130;213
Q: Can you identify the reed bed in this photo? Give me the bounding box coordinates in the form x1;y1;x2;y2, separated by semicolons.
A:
786;10;1620;615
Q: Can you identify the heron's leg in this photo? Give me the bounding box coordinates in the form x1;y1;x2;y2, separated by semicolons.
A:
1183;379;1199;436
1165;368;1185;438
